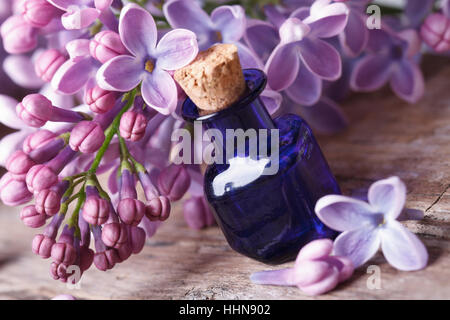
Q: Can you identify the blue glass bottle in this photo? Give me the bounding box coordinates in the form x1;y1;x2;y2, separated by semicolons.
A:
182;69;340;264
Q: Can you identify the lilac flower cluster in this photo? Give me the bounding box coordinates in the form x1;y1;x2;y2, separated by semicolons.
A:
0;0;445;283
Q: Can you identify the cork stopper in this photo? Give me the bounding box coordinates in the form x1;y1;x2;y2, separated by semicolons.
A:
174;44;246;115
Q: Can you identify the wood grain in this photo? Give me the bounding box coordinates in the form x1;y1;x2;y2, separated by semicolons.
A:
0;59;449;300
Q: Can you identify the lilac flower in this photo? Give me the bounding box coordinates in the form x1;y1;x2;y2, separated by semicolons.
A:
52;39;100;95
163;0;246;51
251;239;354;296
350;26;424;103
97;4;198;115
315;177;428;271
264;0;348;92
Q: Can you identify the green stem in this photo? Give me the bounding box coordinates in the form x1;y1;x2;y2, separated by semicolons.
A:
88;89;137;175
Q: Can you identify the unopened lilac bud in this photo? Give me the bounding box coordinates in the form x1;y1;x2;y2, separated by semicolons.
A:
119;110;148;142
32;234;55;259
157;164;191;201
26;164;58;193
117;198;145;226
90;30;128;63
69;121;105;153
35;49;66;82
6;150;36;180
128;226;146;254
183;196;216;230
82;195;110;225
0;173;33;206
35;187;63;216
23;130;56;154
101;222;128;249
85;85;117;114
116;242;132;262
51;229;76;265
79;246;94;272
16;94;53;127
145;196;171;221
0;15;37;54
420;13;450;52
94;249;118;271
20;205;46;228
20;0;59;28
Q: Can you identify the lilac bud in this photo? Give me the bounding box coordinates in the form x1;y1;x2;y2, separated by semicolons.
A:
51;226;76;265
23;130;56;154
20;0;59;28
35;181;68;216
116;242;132;262
6;150;36;180
50;261;69;282
16;94;53;127
420;13;450;52
35;49;66;82
117;198;145;226
79;246;94;272
145;196;171;221
89;30;128;63
82;195;110;225
26;164;58;193
69;121;105;153
157;164;191;201
183;196;216;230
0;173;33;206
20;205;46;228
32;234;55;259
101;222;128;249
128;226;146;254
94;249;118;271
0;15;37;54
119;110;148;142
85;85;117;114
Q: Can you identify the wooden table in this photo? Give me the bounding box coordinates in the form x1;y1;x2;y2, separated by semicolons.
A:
0;59;449;300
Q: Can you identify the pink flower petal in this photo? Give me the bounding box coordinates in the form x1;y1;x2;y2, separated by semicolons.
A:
3;55;44;89
368;176;406;220
62;7;101;30
51;56;95;95
315;194;378;232
119;3;157;57
333;227;381;268
244;20;279;63
265;42;300;91
141;69;177;115
304;1;348;38
211;5;246;42
350;54;392;91
298;37;341;80
285;64;322;106
390;60;424;104
96;55;143;92
156;29;198;71
380;220;428;271
339;11;368;57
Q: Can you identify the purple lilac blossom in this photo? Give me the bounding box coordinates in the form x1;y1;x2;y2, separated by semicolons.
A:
315;177;428;271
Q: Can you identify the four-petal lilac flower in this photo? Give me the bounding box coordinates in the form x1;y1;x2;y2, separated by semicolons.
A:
350;26;424;103
315;176;428;271
264;0;348;93
97;4;198;115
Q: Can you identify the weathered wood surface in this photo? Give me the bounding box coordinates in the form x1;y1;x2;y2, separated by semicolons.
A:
0;59;449;300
